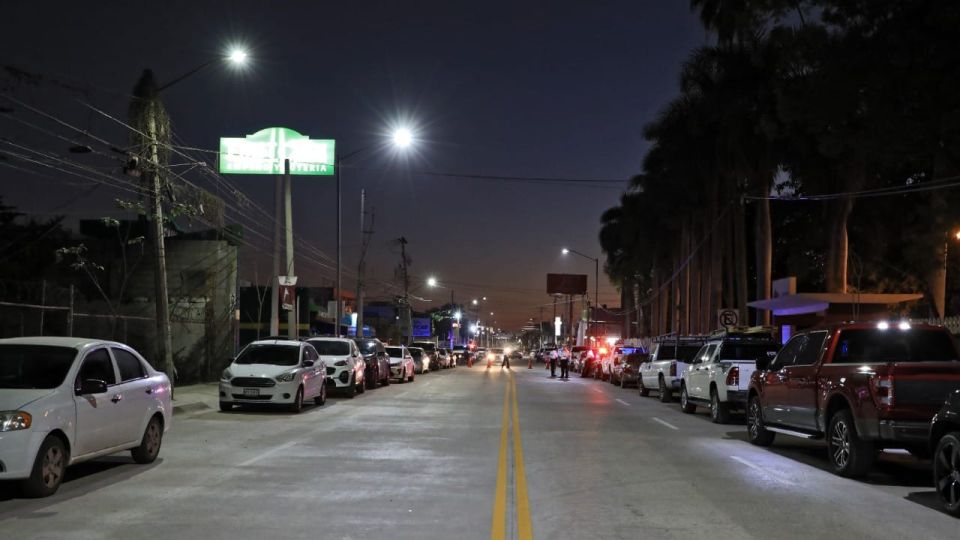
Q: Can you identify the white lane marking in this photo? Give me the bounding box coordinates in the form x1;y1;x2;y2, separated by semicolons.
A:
651;417;679;430
616;398;630;406
238;441;297;467
730;455;796;485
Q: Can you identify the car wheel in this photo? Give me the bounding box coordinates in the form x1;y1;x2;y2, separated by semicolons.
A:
680;385;696;413
639;379;650;397
827;409;874;478
345;377;356;399
219;401;233;412
131;415;164;464
747;396;775;446
710;388;731;424
314;384;327;406
397;368;406;384
21;435;68;498
933;432;960;516
290;386;305;412
366;370;376;390
409;371;415;382
658;376;672;402
382;371;391;386
357;373;366;394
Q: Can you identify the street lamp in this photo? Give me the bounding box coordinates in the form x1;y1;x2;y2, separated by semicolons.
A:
158;46;250;91
562;246;600;343
427;276;438;288
334;127;415;335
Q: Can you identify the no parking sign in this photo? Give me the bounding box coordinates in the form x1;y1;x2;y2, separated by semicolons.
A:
717;309;739;328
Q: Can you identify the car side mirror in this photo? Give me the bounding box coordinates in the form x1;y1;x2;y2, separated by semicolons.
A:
755;357;770;371
77;378;108;395
302;359;315;367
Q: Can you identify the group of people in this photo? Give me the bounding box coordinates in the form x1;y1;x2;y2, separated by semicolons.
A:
547;346;580;379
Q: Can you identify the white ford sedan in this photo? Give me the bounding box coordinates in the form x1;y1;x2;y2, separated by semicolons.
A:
219;339;327;412
0;337;172;497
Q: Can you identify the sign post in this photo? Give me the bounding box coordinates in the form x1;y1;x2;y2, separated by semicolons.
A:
220;128;335;339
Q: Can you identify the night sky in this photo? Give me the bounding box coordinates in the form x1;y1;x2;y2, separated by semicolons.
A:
0;1;706;330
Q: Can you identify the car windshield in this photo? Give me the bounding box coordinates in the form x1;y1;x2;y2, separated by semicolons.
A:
355;340;378;354
309;340;351;356
832;329;959;363
235;344;300;366
719;342;780;362
0;345;77;389
386;347;404;358
409;348;424;359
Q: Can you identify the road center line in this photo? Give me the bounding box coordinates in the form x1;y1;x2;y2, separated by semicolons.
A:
651;417;679;430
491;377;510;540
616;398;630;406
511;376;533;540
238;441;297;467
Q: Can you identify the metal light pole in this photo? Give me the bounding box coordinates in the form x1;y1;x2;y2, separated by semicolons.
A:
562;247;600;342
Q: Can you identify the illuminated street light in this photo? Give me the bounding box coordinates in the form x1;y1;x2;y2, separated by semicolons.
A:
561;248;570;255
393;128;413;148
472;299;478;305
228;48;248;65
454;311;462;320
427;276;438;287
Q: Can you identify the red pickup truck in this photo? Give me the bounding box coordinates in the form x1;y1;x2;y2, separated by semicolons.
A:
746;321;960;477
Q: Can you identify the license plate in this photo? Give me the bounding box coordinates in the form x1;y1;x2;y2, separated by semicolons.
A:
243;388;259;398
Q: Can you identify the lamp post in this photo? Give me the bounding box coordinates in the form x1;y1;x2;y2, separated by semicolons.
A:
562;247;599;343
334;127;413;336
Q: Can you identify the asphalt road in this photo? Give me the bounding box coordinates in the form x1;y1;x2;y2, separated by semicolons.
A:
1;364;957;539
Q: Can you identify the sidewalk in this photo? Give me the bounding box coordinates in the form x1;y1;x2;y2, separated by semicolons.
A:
170;382;220;415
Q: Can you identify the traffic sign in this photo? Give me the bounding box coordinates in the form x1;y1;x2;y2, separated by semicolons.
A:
717;309;739;327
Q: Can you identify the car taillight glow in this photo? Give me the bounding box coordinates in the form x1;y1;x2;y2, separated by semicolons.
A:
669;360;677;377
870;374;895;409
725;366;739;386
599;347;608;355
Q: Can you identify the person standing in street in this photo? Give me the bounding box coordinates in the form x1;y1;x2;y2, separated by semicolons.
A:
559;346;570;379
501;351;511;370
549;349;558;378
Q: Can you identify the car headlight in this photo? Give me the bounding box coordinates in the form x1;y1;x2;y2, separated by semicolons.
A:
334;360;347;367
221;368;232;381
0;410;32;432
276;370;298;382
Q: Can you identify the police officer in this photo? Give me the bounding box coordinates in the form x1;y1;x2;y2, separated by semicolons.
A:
559;346;571;379
549;349;558;378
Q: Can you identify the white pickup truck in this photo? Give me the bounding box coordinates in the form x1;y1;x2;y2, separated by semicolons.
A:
679;331;780;423
638;337;707;402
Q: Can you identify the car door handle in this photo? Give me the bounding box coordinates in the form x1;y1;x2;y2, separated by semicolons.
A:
111;394;123;403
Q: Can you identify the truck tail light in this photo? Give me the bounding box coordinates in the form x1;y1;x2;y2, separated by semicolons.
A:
669;360;677;377
869;374;895;410
725;366;740;386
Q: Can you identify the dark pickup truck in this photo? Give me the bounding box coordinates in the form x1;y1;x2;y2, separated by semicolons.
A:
746;321;960;477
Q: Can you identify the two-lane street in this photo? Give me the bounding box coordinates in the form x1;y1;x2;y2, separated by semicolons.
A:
2;365;957;539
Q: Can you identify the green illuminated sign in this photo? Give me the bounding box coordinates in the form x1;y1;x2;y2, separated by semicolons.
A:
219;127;335;175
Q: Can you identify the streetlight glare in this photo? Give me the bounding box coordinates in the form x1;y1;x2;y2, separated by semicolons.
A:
228;48;248;65
393;128;413;148
427;276;438;287
561;248;570;255
472;299;478;305
454;311;462;320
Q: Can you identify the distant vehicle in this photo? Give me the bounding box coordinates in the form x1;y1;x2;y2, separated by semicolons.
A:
930;390;960;517
408;347;429;374
451;346;471;366
306;337;366;398
385;346;415;383
412;341;441;371
221;338;327;411
487;348;506;366
617;351;648;389
638;336;707;401
609;346;643;385
353;338;391;389
748;321;960;478
437;348;453;369
0;337;172;497
679;329;780;423
570;346;591;373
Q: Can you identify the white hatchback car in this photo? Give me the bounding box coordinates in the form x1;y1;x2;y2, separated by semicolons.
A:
386;346;416;383
0;337;171;497
306;337;366;398
219;339;327;412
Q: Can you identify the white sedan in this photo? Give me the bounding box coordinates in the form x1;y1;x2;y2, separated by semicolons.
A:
219;339;327;412
0;337;171;497
386;346;415;383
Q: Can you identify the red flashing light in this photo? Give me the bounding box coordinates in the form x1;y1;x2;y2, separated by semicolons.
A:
599;347;608;355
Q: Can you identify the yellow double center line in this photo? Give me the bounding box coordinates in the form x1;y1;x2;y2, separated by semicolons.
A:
491;374;533;540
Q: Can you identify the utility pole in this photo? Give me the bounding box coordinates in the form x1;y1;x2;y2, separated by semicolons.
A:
130;70;174;381
398;236;411;345
283;159;296;339
270;164;282;337
356;191;373;338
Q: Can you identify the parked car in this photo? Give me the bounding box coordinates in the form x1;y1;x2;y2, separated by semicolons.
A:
570;346;591;373
0;337;172;497
617;351;648;388
639;336;707;401
221;338;327;411
679;329;780;423
930;389;960;517
408;347;429;374
610;346;643;385
354;338;391;389
451;346;472;366
306;337;366;398
437;348;453;369
747;321;960;478
385;346;416;383
412;341;440;371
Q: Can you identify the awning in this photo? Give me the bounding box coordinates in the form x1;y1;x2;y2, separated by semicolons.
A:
748;293;923;317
